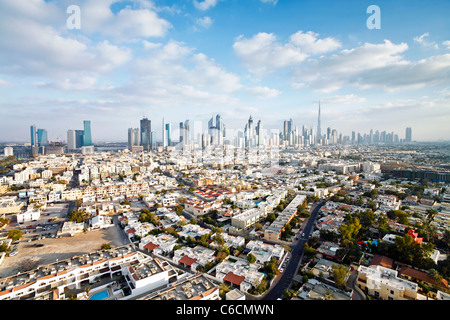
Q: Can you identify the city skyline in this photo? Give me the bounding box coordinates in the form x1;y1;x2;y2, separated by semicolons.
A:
25;112;413;148
1;1;450;142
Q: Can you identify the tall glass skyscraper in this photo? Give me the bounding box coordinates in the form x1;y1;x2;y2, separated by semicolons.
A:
30;125;37;147
83;120;92;146
140;117;151;151
37;129;48;146
405;127;412;142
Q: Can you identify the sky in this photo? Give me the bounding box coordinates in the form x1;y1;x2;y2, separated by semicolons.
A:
0;0;450;143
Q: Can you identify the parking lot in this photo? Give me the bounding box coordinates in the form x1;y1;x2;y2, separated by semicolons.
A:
0;202;130;279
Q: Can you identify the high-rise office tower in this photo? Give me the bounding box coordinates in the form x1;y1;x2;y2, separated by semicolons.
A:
37;129;48;147
140;117;151;151
244;116;257;147
75;130;84;148
179;122;185;144
67;130;76;150
179;120;190;145
83;120;92;146
165;123;171;146
30;125;37;147
256;120;263;146
150;131;156;150
184;120;190;144
128;128;140;150
405;127;412;142
162;118;167;148
283;118;293;142
208;114;225;145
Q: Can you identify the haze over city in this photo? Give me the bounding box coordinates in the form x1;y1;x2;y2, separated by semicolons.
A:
0;0;450;143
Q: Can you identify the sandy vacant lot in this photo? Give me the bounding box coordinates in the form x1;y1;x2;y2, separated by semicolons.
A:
0;224;130;279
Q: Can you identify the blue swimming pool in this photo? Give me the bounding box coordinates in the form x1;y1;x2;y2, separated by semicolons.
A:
89;290;109;300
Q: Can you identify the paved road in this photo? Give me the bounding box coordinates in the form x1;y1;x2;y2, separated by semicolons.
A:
261;201;324;300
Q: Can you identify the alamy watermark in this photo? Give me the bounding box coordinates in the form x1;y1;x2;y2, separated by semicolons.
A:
366;5;381;30
66;5;81;30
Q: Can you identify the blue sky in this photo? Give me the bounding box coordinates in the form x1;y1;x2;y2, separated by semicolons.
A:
0;0;449;143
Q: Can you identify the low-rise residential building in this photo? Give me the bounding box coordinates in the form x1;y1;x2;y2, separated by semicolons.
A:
245;240;284;264
264;194;307;241
139;233;179;256
296;278;352;300
172;245;216;272
184;199;222;216
213;257;265;293
357;265;423;300
178;223;210;240
231;208;266;230
0;197;24;215
16;208;40;223
0;245;179;301
141;273;220;300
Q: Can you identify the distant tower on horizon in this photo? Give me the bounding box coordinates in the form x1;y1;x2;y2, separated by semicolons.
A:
83;120;92;146
317;100;322;143
140;116;151;151
405;127;412;142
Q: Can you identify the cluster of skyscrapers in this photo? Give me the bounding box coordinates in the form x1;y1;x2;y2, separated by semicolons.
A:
29;120;93;156
67;120;92;151
128;117;155;152
29;104;413;155
278;102;413;147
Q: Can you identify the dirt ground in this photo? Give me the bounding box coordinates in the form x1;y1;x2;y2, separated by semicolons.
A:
0;224;129;279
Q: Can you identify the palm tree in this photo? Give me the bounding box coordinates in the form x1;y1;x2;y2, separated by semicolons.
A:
85;286;91;299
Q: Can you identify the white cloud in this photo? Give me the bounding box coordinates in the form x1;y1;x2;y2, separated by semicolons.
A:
196;16;213;29
260;0;278;5
233;30;341;76
289;31;341;55
246;86;281;99
0;79;13;87
233;33;308;76
193;0;222;11
80;1;172;40
320;94;366;105
293;39;450;93
413;32;438;49
114;40;242;109
443;40;450;49
292;40;413;92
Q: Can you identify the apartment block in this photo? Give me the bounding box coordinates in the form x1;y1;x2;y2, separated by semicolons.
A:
0;245;178;300
357;265;421;300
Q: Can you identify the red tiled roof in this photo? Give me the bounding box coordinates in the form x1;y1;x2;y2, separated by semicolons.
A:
369;255;393;269
144;242;159;251
223;272;245;286
399;266;449;289
179;255;197;266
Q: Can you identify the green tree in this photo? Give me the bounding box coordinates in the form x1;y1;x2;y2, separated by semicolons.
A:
7;229;23;241
175;205;184;215
332;264;348;289
339;215;361;247
247;253;256;263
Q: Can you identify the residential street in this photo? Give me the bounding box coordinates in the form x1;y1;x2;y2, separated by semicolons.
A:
261;201;324;300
